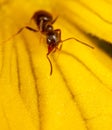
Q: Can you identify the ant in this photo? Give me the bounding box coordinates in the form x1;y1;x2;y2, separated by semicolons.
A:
2;10;94;75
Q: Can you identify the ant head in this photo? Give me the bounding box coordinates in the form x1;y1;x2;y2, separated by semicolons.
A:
32;10;53;27
46;30;60;46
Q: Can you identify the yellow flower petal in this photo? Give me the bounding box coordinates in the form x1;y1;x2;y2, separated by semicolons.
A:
55;0;112;42
0;0;112;130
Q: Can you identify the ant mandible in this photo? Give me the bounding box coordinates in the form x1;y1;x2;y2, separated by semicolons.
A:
2;10;94;75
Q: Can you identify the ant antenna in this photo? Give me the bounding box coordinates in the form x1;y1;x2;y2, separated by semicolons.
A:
1;26;38;44
46;53;53;75
61;37;94;49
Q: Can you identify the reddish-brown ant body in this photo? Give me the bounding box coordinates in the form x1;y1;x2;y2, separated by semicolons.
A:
2;10;94;75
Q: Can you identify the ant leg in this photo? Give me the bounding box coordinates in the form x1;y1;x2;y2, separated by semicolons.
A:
54;29;61;35
53;29;63;52
62;37;94;49
52;16;58;24
39;20;44;32
52;46;59;53
54;29;61;42
1;26;38;44
25;26;38;32
54;29;63;51
38;20;44;43
46;53;53;75
54;29;94;49
58;44;62;51
56;44;63;59
52;44;62;53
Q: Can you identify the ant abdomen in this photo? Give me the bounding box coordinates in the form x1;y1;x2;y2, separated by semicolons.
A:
32;10;53;32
